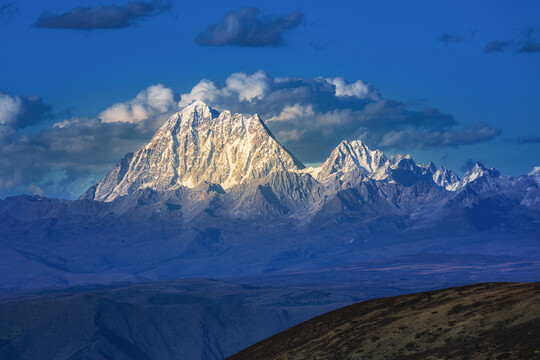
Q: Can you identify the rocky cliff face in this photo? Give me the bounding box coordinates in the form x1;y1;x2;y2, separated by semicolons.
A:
317;140;388;181
84;100;304;202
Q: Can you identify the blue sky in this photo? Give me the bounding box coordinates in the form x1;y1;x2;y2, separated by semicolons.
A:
0;0;539;199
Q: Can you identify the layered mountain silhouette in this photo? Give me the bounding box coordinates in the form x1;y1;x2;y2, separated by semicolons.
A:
79;101;538;220
0;101;539;360
83;100;461;204
1;101;539;289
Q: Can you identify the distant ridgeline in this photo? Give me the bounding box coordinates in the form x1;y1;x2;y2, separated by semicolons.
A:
1;100;539;288
79;100;540;227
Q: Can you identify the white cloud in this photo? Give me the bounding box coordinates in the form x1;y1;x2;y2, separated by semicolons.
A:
0;73;502;199
99;84;176;124
178;70;271;107
0;86;174;199
224;70;271;101
275;128;306;142
267;104;315;122
0;93;21;125
177;71;500;162
177;80;219;107
26;184;44;196
0;93;21;139
0;91;52;140
53;117;88;128
325;77;379;100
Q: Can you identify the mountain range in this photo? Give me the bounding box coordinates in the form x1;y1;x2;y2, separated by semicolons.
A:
0;101;539;360
80;100;539;221
0;100;539;290
82;100;503;202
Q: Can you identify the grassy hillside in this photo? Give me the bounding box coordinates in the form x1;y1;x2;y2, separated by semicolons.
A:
228;282;540;360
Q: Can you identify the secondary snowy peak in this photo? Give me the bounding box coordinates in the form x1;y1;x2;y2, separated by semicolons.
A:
529;166;540;177
423;162;438;174
81;100;512;204
433;167;461;191
317;140;388;181
529;166;540;185
390;153;414;168
314;143;448;188
459;162;500;188
85;101;304;202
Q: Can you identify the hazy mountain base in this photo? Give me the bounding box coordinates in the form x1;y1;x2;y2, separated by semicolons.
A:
1;103;539;289
1;259;539;360
1;172;539;289
0;211;537;290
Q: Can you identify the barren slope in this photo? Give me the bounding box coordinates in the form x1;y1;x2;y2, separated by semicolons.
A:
228;282;540;360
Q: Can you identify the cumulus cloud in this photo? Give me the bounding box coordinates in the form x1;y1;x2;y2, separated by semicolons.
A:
195;7;304;47
0;91;52;139
35;0;171;30
484;28;540;54
438;30;477;45
99;84;177;124
0;120;155;198
0;85;177;199
179;70;273;107
0;93;19;125
0;75;502;199
268;104;315;122
325;78;380;100
378;123;501;148
0;2;17;17
178;71;501;163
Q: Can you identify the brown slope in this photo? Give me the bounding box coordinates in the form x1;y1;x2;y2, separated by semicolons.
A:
227;282;540;360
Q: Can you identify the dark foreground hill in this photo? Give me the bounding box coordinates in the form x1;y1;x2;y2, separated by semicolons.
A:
228;282;540;360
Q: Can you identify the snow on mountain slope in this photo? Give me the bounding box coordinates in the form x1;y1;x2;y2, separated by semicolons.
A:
82;101;517;205
458;162;500;188
317;140;388;182
84;101;304;202
433;167;461;191
529;166;540;185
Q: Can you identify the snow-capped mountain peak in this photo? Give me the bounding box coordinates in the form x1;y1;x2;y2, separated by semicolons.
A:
527;166;540;185
425;162;437;174
317;140;388;181
433;166;461;191
529;166;540;176
458;162;500;188
83;101;304;201
390;153;414;168
82;101;520;204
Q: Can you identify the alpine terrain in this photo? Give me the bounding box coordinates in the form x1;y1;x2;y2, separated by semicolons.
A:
1;100;539;288
0;101;539;359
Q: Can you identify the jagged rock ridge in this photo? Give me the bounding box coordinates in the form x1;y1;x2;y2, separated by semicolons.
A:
82;100;536;220
84;100;304;202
